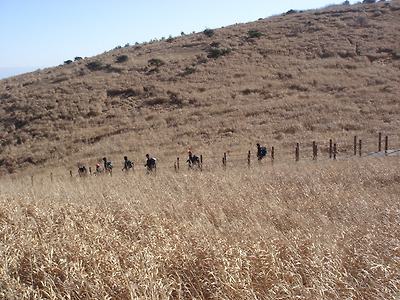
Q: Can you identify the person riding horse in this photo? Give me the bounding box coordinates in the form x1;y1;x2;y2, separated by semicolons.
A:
145;154;157;173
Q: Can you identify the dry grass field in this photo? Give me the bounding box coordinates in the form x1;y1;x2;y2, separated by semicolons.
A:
0;156;399;299
0;1;400;299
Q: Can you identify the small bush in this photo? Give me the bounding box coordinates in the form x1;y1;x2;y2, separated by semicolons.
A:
286;9;298;14
64;60;73;65
203;29;215;37
148;58;165;67
185;67;196;74
207;48;231;58
116;55;128;63
210;41;221;48
363;0;375;3
166;36;174;43
248;30;263;38
74;57;83;61
196;55;207;64
86;61;103;71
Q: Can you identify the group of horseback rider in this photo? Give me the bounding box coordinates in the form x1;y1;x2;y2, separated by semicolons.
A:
78;154;154;176
78;143;267;176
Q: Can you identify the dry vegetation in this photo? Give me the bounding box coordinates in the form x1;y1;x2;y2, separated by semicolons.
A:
0;1;399;174
1;157;399;299
0;1;400;299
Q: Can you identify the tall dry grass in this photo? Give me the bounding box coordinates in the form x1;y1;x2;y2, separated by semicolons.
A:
1;156;399;299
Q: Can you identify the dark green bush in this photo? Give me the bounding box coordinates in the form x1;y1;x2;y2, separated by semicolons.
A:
203;29;215;37
248;30;263;38
86;61;103;70
148;58;165;67
64;60;72;64
207;48;231;58
286;9;298;14
74;57;83;61
185;67;196;74
210;41;221;48
116;55;128;63
166;36;174;43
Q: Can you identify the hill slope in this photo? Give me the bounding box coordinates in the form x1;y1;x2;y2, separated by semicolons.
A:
0;1;399;174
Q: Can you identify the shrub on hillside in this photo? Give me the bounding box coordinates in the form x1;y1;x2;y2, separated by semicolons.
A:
166;36;174;43
148;58;165;67
184;67;197;74
363;0;376;3
203;29;215;37
116;55;128;63
286;9;298;14
86;61;103;71
248;30;263;38
64;60;73;65
74;57;83;61
207;48;231;58
210;41;221;48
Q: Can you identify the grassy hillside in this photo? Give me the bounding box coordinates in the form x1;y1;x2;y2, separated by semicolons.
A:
0;1;399;175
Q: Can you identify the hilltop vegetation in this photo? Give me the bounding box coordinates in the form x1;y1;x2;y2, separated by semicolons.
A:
0;1;399;174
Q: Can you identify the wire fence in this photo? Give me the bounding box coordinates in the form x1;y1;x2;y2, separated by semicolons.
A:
8;132;399;185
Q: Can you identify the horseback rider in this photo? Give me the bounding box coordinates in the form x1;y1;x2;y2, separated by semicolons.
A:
187;150;200;169
145;154;157;173
103;157;113;174
122;156;134;172
257;143;267;161
78;166;87;176
94;163;102;175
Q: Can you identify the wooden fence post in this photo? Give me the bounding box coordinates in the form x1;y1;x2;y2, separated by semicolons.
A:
354;136;357;155
329;139;333;159
31;176;34;187
385;136;388;155
247;151;251;168
295;143;300;162
200;155;203;171
223;153;227;169
271;147;275;164
313;141;317;161
334;143;337;160
359;139;362;157
378;132;382;152
177;157;180;170
50;173;53;183
70;170;73;177
89;167;92;175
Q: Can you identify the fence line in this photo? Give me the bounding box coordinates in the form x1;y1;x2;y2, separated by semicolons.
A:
16;132;400;184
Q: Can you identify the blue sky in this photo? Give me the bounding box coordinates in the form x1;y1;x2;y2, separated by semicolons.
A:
0;0;359;79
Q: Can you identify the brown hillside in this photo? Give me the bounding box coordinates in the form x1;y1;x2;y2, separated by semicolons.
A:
0;1;399;174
